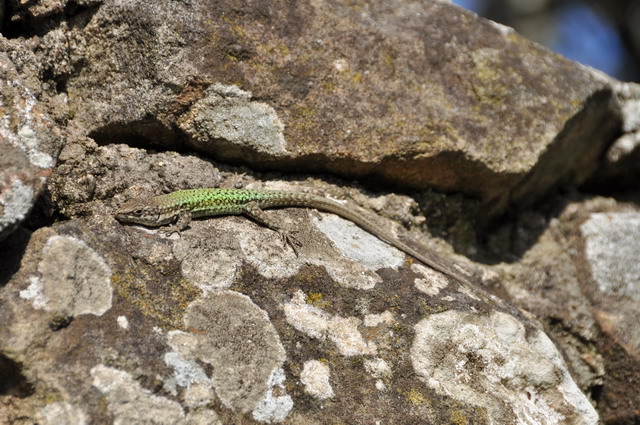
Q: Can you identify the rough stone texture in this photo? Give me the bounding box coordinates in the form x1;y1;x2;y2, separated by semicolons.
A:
19;234;113;316
588;83;640;191
491;214;604;396
0;38;64;240
581;212;640;301
4;0;629;220
300;360;334;401
1;0;639;423
182;291;289;417
411;310;598;424
0;140;601;424
489;197;640;425
575;208;640;422
0;217;596;424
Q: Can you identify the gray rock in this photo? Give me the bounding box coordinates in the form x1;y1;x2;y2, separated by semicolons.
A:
0;40;64;240
581;212;640;301
2;0;639;423
0;206;598;424
589;83;640;189
0;135;602;423
578;210;640;421
20;0;631;218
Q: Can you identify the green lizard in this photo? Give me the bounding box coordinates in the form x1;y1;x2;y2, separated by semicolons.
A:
115;188;477;289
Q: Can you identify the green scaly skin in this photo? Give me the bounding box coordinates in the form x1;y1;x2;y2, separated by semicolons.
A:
116;188;485;297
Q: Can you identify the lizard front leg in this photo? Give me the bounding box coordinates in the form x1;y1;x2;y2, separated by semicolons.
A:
161;210;193;236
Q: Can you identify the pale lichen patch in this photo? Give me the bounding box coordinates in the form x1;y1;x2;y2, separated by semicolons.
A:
183;291;290;416
252;368;294;423
173;223;242;290
38;402;87;425
19;276;47;309
283;290;331;340
21;235;112;316
411;310;598;425
183;384;216;409
411;263;451;296
0;179;34;232
163;351;210;396
117;315;129;329
178;83;289;157
300;360;334;400
313;214;405;271
363;311;395;327
283;291;377;356
363;358;392;379
91;364;186;424
327;316;377;356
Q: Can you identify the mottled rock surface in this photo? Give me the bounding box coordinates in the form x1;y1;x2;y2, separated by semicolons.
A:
5;0;627;218
0;139;601;424
0;39;64;240
1;0;639;423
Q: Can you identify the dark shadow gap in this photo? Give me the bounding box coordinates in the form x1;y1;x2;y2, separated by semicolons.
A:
0;227;31;288
0;354;34;398
1;0;99;39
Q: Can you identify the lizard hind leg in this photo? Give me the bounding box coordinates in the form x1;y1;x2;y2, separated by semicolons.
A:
242;202;302;255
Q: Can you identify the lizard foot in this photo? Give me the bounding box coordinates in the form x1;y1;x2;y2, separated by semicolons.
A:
278;230;302;256
159;225;181;237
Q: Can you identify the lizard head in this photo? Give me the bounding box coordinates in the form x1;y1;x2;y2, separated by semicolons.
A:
115;198;164;227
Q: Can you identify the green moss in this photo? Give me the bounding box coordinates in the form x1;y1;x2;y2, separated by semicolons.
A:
404;387;430;406
383;53;394;69
111;271;200;330
450;409;470;425
288;104;318;135
306;292;330;308
43;392;62;405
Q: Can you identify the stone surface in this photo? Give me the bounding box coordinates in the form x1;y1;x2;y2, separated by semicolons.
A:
1;0;639;423
0;39;64;240
5;0;629;219
589;83;640;190
576;208;640;422
581;212;640;301
411;310;597;424
0;218;596;424
489;197;640;424
0;139;600;424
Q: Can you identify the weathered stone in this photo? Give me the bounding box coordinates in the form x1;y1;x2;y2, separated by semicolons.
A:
0;211;599;424
0;140;601;423
588;83;640;190
20;0;631;218
0;38;64;240
577;209;640;421
2;0;639;423
489;197;640;424
411;310;597;424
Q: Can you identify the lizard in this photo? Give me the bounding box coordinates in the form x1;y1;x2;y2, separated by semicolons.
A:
115;187;481;292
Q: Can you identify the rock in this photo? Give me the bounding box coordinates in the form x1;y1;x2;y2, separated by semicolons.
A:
578;209;640;422
0;199;598;424
0;135;601;423
491;214;605;401
2;0;639;423
587;83;640;190
490;197;640;425
0;39;64;240
13;0;630;218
